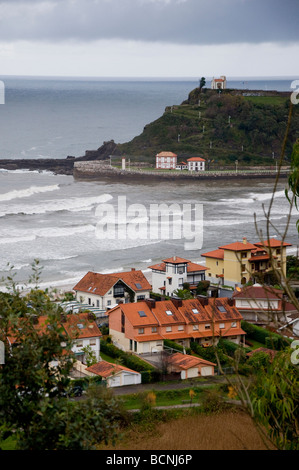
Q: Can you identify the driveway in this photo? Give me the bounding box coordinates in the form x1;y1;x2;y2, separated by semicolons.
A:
110;375;227;396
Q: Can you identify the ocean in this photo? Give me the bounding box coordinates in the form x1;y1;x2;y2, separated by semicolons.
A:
0;76;297;291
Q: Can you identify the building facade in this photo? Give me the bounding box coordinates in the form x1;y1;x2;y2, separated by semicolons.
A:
108;297;246;354
187;157;206;171
201;237;291;288
156;151;177;169
148;256;208;297
73;269;152;310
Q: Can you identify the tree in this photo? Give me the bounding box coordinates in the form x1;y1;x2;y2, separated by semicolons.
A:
199;77;206;92
0;265;127;450
173;288;193;299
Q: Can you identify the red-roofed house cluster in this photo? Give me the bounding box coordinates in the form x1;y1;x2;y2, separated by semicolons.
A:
108;296;246;355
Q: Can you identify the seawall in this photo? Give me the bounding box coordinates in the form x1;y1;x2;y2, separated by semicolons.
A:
73;161;290;182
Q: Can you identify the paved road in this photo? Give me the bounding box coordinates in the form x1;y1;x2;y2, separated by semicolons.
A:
110;375;228;396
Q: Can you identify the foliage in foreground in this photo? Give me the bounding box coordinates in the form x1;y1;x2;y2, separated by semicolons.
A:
0;266;128;450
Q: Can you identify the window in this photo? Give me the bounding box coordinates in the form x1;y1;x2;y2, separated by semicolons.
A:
88;298;91;305
241;264;246;272
276;249;281;255
166;310;173;316
89;339;96;346
193;325;199;330
121;312;125;333
241;252;247;259
219;323;225;329
135;283;142;289
231;322;237;328
152;326;157;333
134;341;137;352
137;295;145;301
168;278;172;285
192;309;199;314
96;300;100;307
205;324;211;330
107;300;111;306
178;325;184;331
138;328;144;334
130;339;133;351
218;306;227;313
77;341;83;347
138;310;147;317
166;326;172;332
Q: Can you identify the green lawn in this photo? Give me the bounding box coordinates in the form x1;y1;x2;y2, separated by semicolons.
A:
118;385;219;410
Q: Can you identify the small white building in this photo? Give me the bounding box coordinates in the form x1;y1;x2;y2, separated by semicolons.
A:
166;352;216;379
156;151;177;169
148;256;208;297
187;157;205;172
211;76;227;90
86;360;142;387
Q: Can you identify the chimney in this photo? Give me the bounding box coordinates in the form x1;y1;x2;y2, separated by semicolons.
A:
243;237;247;244
171;297;182;308
145;298;156;309
197;296;208;306
173;255;176;261
131;268;135;271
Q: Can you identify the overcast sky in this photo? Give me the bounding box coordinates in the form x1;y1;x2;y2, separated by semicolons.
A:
0;0;298;77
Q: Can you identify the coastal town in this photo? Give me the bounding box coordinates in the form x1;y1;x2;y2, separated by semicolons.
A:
3;235;296;391
1;74;298;450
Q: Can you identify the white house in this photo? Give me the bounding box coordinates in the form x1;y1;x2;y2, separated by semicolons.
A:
211;76;227;90
86;360;142;387
148;256;208;297
156;151;177;169
232;284;297;324
62;312;102;363
187;157;205;172
73;269;152;310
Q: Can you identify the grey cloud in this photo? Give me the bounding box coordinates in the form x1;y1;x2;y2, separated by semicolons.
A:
0;0;298;45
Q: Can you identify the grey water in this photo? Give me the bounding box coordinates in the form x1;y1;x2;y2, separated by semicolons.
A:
0;76;297;290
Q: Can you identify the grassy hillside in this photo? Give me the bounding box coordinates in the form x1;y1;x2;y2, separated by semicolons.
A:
117;87;298;166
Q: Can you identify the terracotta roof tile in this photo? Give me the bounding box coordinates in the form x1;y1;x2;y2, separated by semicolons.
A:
168;352;216;369
187;157;206;162
73;270;151;296
254;238;292;248
86;360;139;378
201;249;224;259
62;312;102;339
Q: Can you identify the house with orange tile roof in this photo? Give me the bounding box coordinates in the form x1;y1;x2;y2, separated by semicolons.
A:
73;268;151;311
61;312;102;363
156;151;177;169
5;312;102;367
148;255;208;297
166;352;216;379
201;237;291;288
232;283;297;324
108;297;245;353
187;157;206;172
86;360;141;387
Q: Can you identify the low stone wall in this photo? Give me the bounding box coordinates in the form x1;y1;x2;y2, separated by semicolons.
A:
73;161;290;181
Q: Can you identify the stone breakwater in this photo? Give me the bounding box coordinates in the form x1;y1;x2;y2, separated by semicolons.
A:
73;161;290;181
